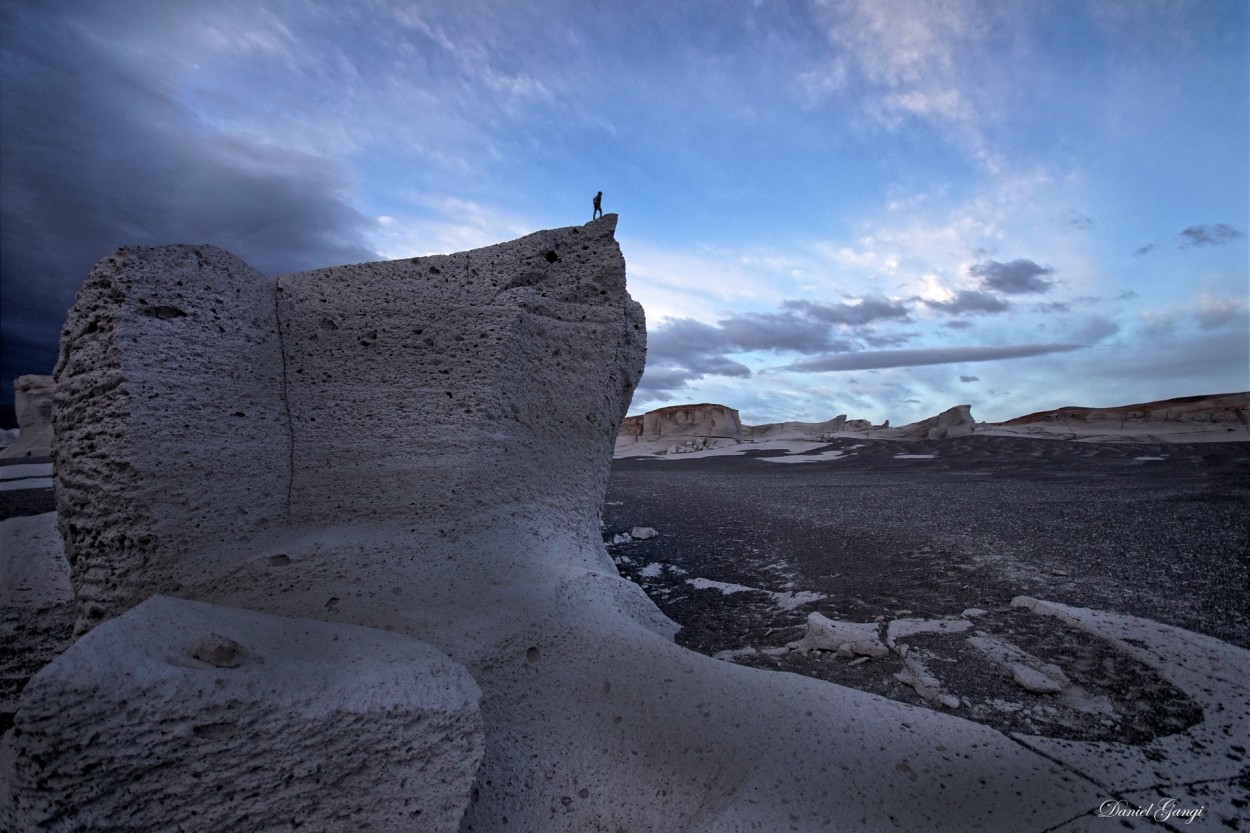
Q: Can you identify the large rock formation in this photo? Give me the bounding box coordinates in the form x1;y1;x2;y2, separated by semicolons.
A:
11;215;1119;831
0;376;55;460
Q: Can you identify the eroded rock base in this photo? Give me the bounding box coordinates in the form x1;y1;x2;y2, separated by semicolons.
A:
4;596;483;833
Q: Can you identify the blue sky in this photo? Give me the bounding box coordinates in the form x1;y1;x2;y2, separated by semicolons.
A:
2;0;1246;425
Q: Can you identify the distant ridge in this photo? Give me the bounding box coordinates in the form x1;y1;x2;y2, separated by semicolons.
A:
1001;392;1250;426
617;392;1250;456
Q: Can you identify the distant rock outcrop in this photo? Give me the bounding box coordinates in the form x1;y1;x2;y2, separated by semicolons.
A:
617;392;1250;456
0;375;55;459
1002;392;1250;428
619;402;743;441
614;402;976;455
886;404;976;440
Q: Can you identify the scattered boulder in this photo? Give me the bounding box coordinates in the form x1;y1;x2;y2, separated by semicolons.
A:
895;652;960;708
789;611;885;653
1011;663;1068;694
887;617;974;646
630;526;659;540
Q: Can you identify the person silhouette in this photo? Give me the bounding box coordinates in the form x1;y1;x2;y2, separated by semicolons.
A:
592;191;603;219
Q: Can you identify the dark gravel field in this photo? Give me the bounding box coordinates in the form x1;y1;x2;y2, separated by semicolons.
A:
603;436;1249;740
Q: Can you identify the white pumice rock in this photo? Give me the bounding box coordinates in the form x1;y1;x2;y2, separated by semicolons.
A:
1011;663;1067;694
0;376;55;460
53;245;289;631
38;217;1129;832
788;611;885;653
836;640;891;658
887;616;974;646
630;526;659;539
4;595;483;833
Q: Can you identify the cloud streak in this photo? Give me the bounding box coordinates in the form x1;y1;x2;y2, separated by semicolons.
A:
780;343;1086;372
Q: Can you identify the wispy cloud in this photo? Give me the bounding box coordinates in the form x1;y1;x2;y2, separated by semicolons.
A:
803;0;1002;166
780;343;1086;372
1178;224;1244;248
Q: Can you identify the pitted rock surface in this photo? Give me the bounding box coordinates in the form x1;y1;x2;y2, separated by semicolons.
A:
53;245;288;630
5;596;483;833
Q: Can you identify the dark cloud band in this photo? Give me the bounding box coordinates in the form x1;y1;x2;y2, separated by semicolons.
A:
780;343;1086;372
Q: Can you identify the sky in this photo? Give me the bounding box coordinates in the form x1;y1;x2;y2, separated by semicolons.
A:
2;0;1247;426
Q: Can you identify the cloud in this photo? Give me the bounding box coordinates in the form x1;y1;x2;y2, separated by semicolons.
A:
779;343;1086;372
1058;210;1094;231
808;0;978;130
717;312;838;353
783;296;911;325
636;318;753;397
959;375;980;382
922;290;1012;315
1133;243;1156;257
1178;224;1244;248
638;298;911;397
969;259;1055;293
1195;296;1249;331
0;5;379;395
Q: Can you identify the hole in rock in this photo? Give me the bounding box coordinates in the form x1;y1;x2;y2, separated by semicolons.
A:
526;646;540;663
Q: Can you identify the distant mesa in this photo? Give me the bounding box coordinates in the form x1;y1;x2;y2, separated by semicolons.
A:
619;402;744;441
1002;392;1250;427
617;393;1248;456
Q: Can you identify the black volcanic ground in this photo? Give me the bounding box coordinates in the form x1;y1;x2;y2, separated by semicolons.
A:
604;436;1249;742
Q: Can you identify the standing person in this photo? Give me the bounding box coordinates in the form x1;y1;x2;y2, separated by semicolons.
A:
592;191;603;219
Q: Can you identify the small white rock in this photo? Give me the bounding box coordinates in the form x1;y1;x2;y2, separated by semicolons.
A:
1011;663;1066;694
630;526;658;540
